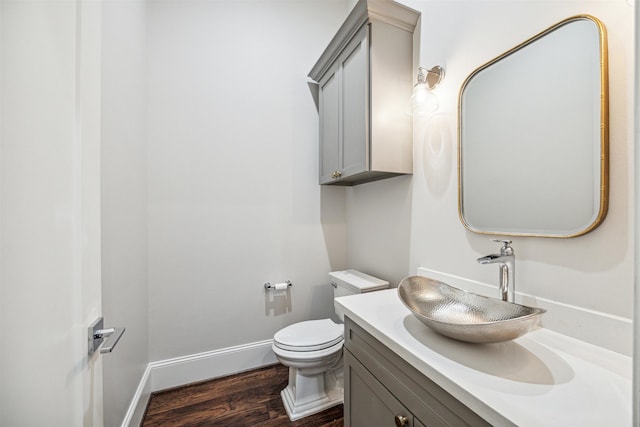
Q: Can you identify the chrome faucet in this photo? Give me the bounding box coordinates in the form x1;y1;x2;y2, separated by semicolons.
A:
477;239;515;303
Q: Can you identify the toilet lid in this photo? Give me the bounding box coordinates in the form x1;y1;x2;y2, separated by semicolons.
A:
273;319;343;352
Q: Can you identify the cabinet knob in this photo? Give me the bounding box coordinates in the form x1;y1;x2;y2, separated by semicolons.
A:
333;170;342;179
394;414;409;427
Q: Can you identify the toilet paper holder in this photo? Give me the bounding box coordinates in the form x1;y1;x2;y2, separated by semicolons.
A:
264;280;292;290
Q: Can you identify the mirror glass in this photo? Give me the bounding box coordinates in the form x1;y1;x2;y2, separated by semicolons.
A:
459;15;608;237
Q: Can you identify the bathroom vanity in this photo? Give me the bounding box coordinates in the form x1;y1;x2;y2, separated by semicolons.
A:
336;289;632;426
344;318;490;426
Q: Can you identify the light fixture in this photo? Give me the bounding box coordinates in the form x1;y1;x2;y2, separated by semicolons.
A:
410;65;445;116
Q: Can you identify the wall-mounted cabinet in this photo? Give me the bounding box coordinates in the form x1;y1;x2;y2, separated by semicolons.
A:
309;0;419;185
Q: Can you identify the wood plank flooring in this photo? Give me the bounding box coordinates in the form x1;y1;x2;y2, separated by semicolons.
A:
142;364;344;427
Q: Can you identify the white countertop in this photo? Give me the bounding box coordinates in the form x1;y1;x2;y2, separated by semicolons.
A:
335;289;632;427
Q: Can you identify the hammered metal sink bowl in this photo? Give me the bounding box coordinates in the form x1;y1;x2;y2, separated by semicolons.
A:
398;276;546;344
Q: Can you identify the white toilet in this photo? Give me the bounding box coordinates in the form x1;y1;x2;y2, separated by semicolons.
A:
272;269;389;421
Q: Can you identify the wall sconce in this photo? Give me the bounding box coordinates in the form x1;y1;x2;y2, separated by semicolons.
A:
410;66;445;116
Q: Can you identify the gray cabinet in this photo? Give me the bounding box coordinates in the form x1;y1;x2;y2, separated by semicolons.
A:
309;0;418;186
318;25;369;184
344;317;491;427
346;350;418;427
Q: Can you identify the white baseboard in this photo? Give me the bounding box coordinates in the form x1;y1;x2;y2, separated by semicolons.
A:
121;364;152;427
417;267;633;356
121;339;278;427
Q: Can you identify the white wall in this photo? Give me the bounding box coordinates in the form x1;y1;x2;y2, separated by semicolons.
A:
347;0;634;353
346;176;413;286
101;1;149;426
146;0;349;362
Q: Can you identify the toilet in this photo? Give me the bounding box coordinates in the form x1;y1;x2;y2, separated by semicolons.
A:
272;269;389;421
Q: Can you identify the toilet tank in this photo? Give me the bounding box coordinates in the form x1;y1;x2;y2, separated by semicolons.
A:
329;270;389;321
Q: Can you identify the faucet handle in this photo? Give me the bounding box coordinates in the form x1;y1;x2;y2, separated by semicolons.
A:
491;238;513;254
491;238;512;246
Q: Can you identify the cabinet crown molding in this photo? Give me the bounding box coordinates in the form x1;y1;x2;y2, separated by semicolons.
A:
308;0;419;82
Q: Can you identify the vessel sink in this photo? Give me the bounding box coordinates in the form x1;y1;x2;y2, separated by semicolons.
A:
398;276;546;344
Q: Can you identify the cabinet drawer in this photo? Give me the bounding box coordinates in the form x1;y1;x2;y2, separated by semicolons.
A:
344;317;491;427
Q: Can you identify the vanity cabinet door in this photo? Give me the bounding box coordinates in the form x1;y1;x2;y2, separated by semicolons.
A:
344;349;415;427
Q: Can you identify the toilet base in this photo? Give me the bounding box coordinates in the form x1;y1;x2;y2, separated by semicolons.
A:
280;368;343;421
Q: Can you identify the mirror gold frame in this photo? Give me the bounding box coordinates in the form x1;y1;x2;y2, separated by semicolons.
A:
458;15;609;238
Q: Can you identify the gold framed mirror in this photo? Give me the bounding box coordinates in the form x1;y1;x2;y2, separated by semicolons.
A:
458;15;608;238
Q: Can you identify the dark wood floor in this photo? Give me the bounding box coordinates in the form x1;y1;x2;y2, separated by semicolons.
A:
141;364;344;427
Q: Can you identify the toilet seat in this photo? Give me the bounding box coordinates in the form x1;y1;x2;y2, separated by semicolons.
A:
273;319;343;352
271;339;343;366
